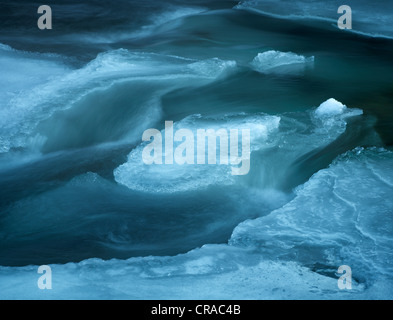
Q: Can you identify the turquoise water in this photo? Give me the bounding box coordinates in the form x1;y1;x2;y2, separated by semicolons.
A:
0;0;393;299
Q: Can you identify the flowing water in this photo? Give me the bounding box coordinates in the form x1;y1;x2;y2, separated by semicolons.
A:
0;0;393;299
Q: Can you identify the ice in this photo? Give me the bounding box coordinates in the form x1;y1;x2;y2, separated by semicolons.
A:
0;44;69;106
114;113;280;193
114;98;365;193
1;0;393;301
230;147;393;288
250;50;314;74
0;48;237;153
315;98;346;117
1;142;392;299
0;44;70;153
0;244;367;300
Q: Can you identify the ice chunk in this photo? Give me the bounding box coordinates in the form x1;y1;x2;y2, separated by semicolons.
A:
315;98;346;117
230;147;393;285
114;113;280;193
251;50;314;74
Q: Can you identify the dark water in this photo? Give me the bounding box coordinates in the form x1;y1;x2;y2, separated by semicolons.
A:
0;0;393;299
